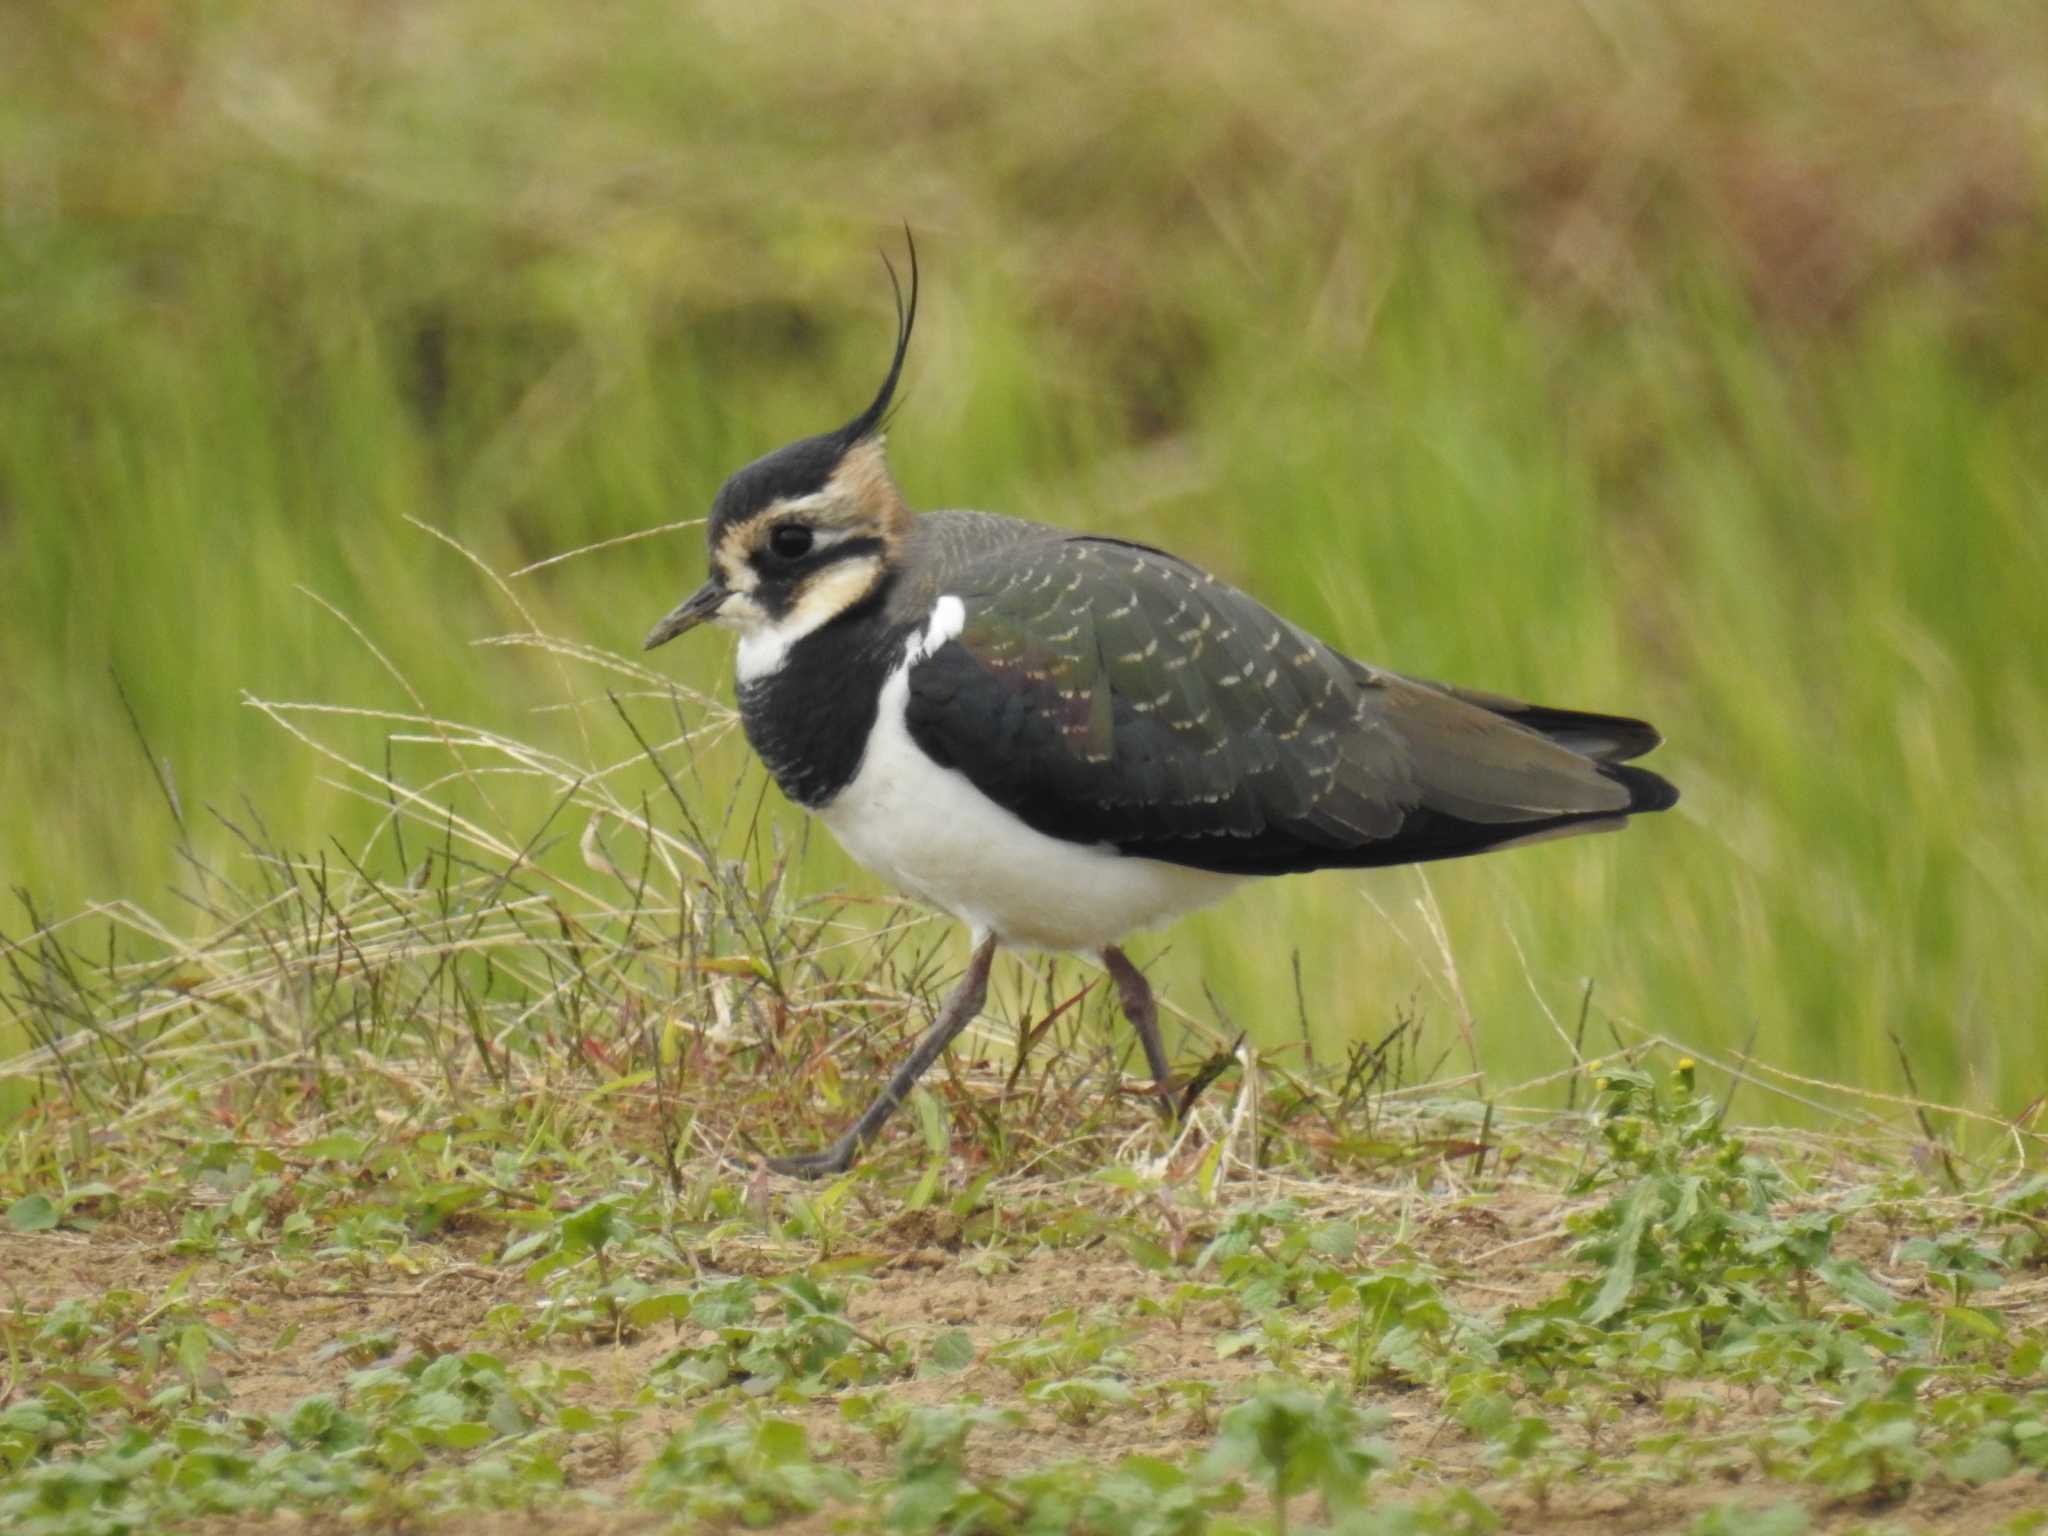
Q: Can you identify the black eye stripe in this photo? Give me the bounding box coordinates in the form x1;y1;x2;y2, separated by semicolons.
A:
816;536;884;564
751;534;886;570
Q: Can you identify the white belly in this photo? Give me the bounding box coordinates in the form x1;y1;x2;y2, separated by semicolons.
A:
819;658;1246;953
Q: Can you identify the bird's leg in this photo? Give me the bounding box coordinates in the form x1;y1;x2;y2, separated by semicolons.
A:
762;934;998;1180
1101;946;1177;1122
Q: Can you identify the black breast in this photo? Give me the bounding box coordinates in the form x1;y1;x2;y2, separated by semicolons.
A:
737;601;917;808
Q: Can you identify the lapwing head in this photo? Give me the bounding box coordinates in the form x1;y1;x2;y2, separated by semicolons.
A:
644;239;918;655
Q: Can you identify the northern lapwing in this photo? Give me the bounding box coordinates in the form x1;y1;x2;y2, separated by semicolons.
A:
644;240;1677;1178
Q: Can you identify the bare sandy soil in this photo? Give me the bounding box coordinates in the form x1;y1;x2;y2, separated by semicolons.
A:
7;1172;2043;1535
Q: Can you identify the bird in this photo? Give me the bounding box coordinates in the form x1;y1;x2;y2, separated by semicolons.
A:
643;237;1677;1179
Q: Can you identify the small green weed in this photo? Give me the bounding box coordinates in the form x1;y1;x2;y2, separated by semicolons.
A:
637;1408;856;1523
640;1274;909;1399
1203;1382;1396;1535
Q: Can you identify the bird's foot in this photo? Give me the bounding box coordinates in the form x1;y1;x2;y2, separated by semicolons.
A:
1149;1080;1180;1124
1174;1034;1246;1121
740;1129;862;1181
760;1150;855;1181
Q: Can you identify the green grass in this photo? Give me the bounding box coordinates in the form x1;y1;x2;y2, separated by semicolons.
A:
5;0;2048;1119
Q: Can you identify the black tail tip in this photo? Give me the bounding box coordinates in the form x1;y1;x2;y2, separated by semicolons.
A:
1605;762;1680;814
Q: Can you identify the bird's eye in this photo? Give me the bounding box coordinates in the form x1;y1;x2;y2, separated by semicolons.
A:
768;524;815;561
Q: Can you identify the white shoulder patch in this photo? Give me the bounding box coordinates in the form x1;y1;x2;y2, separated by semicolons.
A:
909;594;966;662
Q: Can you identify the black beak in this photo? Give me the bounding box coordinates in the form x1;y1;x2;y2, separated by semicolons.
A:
643;580;728;651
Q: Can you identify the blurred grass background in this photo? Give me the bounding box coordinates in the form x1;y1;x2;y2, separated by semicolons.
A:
3;0;2045;1120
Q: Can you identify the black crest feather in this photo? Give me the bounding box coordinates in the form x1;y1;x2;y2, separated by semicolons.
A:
836;227;918;447
707;230;920;532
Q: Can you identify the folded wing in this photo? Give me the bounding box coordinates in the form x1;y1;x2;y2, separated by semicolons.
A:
903;537;1676;876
